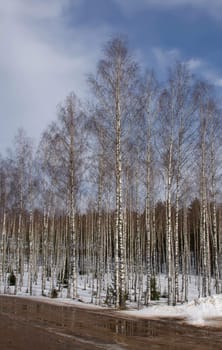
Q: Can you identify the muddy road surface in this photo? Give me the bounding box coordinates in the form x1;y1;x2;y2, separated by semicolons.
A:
0;295;222;349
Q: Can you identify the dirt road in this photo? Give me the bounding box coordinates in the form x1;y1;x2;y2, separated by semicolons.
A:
0;295;222;349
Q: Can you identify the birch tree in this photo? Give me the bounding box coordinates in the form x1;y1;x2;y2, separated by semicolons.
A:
40;92;84;299
140;72;158;305
169;63;195;303
194;83;211;297
7;129;34;294
88;37;140;308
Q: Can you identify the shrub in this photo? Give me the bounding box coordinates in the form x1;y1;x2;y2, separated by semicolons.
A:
105;285;116;306
151;277;160;300
50;288;58;298
8;271;16;286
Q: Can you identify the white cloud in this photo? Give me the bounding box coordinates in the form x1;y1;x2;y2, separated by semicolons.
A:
202;71;222;88
214;79;222;87
0;0;110;151
152;47;180;64
151;47;180;76
113;0;222;18
186;58;203;71
183;57;222;88
185;58;222;89
0;0;70;20
150;46;222;89
215;79;222;87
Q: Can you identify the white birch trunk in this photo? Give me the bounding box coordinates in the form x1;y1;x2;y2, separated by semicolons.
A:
0;213;6;293
167;140;174;305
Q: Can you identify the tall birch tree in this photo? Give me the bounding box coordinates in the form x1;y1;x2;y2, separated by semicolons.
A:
39;92;84;299
88;37;140;308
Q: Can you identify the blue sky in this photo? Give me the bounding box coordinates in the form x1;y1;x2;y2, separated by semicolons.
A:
1;0;222;152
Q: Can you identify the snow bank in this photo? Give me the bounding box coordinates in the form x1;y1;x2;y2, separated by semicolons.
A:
183;295;222;325
123;294;222;326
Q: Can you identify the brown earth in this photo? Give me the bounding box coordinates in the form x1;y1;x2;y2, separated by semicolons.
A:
0;295;222;349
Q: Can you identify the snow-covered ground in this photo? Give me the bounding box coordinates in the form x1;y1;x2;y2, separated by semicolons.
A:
123;295;222;327
2;272;222;328
122;275;222;327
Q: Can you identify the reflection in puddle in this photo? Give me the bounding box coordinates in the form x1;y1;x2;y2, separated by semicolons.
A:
203;317;222;328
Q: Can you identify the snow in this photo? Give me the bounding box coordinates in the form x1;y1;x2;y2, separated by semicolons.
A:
122;295;222;327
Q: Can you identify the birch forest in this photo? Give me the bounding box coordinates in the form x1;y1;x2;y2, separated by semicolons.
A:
1;37;222;309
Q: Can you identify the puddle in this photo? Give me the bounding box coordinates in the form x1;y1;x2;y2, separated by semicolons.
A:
201;317;222;328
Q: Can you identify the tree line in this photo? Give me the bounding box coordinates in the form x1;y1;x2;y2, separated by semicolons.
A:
0;37;222;309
